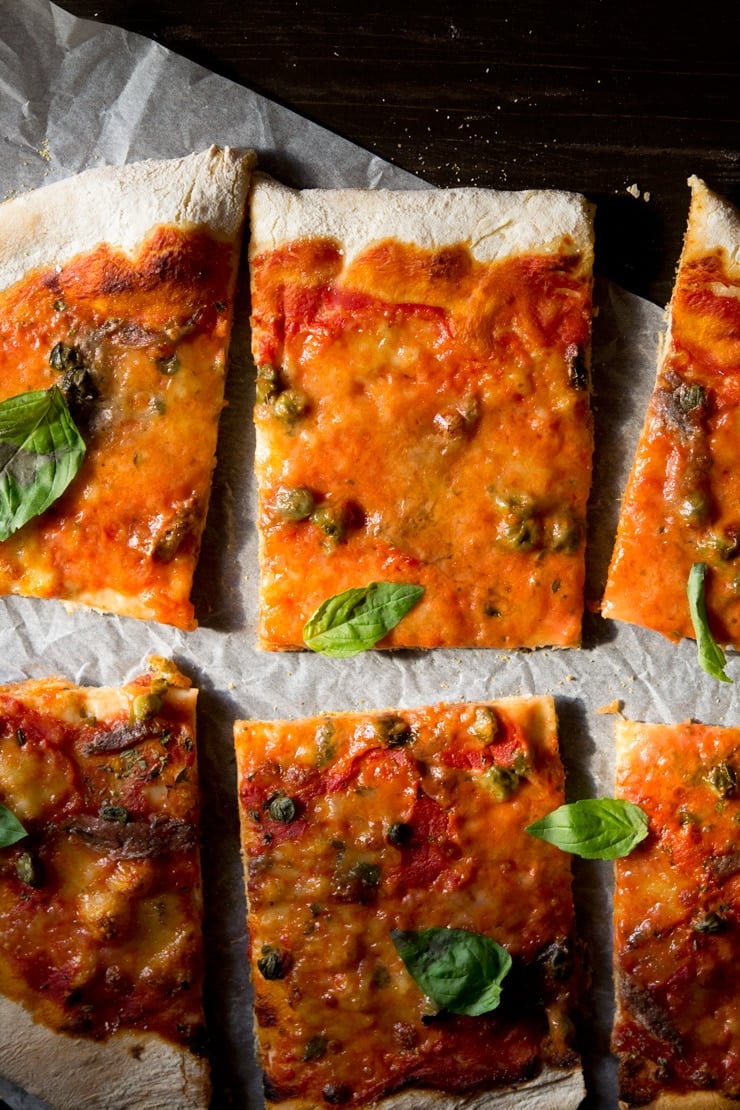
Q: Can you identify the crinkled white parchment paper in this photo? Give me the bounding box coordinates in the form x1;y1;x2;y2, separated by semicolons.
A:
1;3;737;1107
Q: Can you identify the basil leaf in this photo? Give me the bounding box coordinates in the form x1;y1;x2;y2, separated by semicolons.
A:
303;581;424;657
0;803;27;849
390;927;512;1016
0;386;86;541
687;562;732;683
525;798;649;859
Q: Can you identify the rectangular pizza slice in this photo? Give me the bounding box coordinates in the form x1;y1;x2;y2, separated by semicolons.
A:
613;717;740;1108
602;178;740;645
0;145;254;630
0;657;209;1109
234;697;584;1108
249;176;595;650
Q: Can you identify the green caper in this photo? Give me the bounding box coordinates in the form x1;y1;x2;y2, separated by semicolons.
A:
267;794;296;823
15;851;43;888
257;945;288;980
470;706;498;743
303;1034;328;1062
692;911;727;934
705;761;736;798
487;765;520;802
49;342;83;373
255;364;281;403
311;504;346;544
100;805;129;824
274;486;315;521
386;821;412;847
496;513;542;552
273;388;309;422
132;692;163;721
375;716;414;748
679;488;711;527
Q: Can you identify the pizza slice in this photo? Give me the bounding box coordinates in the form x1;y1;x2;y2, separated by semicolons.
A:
0;657;208;1109
0;145;254;630
249;176;595;650
234;697;584;1108
613;717;740;1107
602;178;740;645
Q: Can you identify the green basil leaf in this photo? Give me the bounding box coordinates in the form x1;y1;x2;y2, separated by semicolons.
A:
303;581;424;657
390;927;512;1016
525;798;649;859
687;562;732;683
0;803;27;849
0;386;86;541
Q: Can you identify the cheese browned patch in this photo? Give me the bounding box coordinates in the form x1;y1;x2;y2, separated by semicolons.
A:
235;697;584;1108
613;718;740;1108
0;146;253;629
602;178;740;646
0;658;209;1110
249;177;595;650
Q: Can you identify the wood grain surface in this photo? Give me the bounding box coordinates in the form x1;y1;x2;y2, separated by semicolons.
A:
56;0;738;305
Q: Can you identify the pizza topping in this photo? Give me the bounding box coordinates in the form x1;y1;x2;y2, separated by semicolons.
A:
705;760;736;797
303;581;425;657
273;387;310;424
526;798;649;859
257;944;289;980
274;486;315;521
67;814;196;858
0;802;27;848
267;793;297;823
391;927;512;1016
686;562;732;682
14;849;43;888
0;386;86;541
82;717;162;754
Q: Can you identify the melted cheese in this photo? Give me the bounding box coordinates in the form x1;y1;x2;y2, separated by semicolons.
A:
614;719;740;1104
235;697;581;1106
250;227;594;650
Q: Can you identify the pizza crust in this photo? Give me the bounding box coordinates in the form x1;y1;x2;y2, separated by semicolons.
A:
369;1065;584;1109
684;176;740;273
0;993;209;1109
0;145;255;291
249;172;594;268
619;1095;740;1110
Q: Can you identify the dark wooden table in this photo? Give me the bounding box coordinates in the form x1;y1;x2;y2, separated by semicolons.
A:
57;0;738;306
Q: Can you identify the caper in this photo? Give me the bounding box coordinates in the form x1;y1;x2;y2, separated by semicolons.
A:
675;382;707;414
49;342;83;373
273;388;309;422
311;504;346;544
274;486;315;521
705;761;736;798
267;794;296;823
496;513;542;552
487;765;520;801
132;692;163;721
15;851;43;888
679;488;711;526
470;706;498;743
255;364;281;403
157;354;180;376
375;716;414;748
303;1034;328;1062
386;821;412;847
693;911;727;934
257;945;288;980
100;805;129;824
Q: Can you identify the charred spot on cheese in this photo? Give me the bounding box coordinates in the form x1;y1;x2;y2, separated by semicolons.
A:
322;1083;352;1105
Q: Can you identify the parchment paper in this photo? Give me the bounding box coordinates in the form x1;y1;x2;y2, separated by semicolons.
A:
1;3;737;1108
